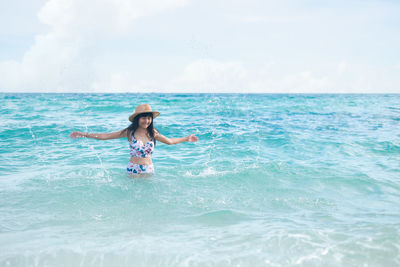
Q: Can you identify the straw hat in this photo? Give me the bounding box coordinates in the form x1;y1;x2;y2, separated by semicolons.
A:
129;104;160;122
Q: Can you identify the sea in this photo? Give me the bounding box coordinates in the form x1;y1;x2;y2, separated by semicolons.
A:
1;93;399;267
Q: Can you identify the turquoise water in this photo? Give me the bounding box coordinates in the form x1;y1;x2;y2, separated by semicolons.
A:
1;93;400;266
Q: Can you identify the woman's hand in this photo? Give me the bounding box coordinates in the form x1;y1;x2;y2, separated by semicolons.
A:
187;134;198;142
70;131;86;138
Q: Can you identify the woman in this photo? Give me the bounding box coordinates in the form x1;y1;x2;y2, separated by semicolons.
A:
70;104;199;177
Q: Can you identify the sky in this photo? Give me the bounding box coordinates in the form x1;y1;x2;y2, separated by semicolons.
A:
0;0;399;93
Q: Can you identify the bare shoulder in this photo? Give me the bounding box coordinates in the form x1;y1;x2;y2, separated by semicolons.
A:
118;129;128;137
114;129;128;139
121;129;131;140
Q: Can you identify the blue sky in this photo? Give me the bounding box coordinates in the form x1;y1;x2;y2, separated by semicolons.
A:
1;0;399;93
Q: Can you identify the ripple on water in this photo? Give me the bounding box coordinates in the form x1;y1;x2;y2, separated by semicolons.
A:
1;93;400;266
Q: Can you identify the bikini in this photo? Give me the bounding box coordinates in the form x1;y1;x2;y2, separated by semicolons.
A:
127;133;155;175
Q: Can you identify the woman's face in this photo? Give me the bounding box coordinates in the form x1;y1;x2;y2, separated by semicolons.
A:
138;116;152;129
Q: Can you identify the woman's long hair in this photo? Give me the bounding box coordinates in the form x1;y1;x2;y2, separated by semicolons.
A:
123;112;156;146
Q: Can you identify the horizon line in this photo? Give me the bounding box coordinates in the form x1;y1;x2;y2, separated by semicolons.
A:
1;91;399;95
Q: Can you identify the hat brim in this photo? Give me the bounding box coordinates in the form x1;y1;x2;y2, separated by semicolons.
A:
129;111;160;122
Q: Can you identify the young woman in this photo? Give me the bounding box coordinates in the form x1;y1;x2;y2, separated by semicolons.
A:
70;104;199;177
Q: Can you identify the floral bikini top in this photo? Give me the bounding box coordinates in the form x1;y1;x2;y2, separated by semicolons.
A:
129;133;154;158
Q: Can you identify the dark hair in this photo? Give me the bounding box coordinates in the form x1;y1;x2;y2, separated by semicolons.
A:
123;112;157;146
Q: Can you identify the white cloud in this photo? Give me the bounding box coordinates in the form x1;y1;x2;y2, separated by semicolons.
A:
0;32;94;92
91;71;162;93
0;0;190;92
164;59;400;93
85;58;400;93
91;59;249;93
1;0;399;93
168;59;248;93
38;0;188;37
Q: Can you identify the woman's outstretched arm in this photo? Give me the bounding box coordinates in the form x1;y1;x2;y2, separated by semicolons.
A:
155;129;198;145
69;130;126;140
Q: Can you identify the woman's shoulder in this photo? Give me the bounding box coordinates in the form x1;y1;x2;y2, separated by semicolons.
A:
123;129;134;142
